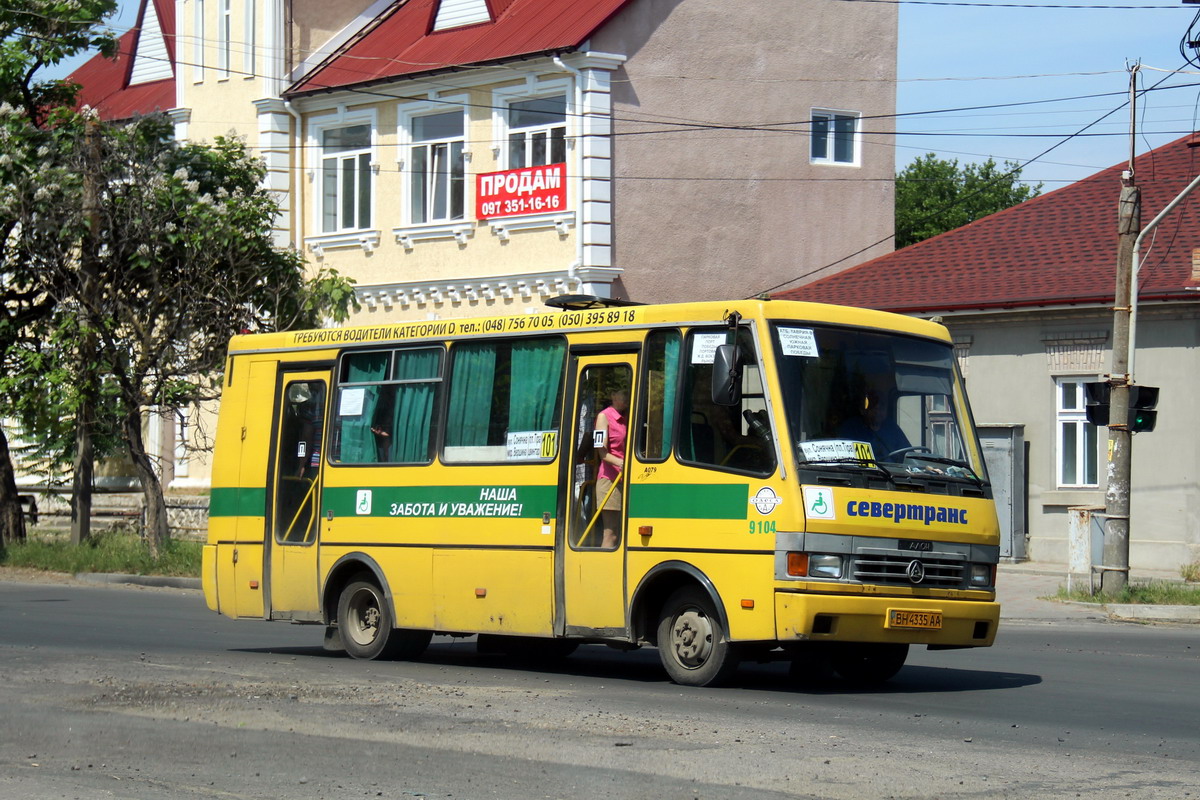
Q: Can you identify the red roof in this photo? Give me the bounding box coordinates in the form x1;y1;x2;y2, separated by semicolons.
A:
775;135;1200;313
67;0;175;122
289;0;632;95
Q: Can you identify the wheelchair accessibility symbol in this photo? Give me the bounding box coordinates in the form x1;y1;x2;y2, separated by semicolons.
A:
803;486;836;521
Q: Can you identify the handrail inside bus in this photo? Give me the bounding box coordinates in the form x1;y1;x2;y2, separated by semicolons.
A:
574;470;622;548
281;476;319;543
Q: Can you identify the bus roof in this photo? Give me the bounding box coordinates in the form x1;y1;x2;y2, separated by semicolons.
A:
225;299;951;355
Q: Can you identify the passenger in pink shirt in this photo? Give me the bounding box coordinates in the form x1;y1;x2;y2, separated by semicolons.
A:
594;389;628;548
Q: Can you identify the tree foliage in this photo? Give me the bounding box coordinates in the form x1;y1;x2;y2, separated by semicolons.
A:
1;3;356;548
894;154;1043;249
0;0;118;545
0;1;117;121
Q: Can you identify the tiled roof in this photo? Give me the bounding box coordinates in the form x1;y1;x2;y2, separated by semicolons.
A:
289;0;632;95
67;0;175;122
775;134;1200;313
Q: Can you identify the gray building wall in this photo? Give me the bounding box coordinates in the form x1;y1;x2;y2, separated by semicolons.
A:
591;0;898;304
942;303;1199;571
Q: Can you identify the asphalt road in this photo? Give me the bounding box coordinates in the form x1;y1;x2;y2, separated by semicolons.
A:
0;579;1197;799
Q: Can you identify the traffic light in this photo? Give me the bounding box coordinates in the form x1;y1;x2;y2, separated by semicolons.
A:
1084;382;1110;426
1082;381;1158;432
1128;385;1159;433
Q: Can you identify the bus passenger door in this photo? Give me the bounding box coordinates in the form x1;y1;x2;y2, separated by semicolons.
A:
267;370;329;618
560;354;637;635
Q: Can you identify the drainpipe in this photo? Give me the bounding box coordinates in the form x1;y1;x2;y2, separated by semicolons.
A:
1127;169;1200;381
284;100;305;254
553;55;584;292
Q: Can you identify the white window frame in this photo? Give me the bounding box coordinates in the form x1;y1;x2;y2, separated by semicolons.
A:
243;0;257;78
1055;377;1100;488
310;112;377;236
501;94;566;171
810;108;860;166
218;0;231;78
400;102;468;226
492;80;573;171
193;0;206;83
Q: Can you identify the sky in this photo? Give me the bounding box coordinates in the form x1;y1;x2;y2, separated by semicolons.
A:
895;0;1200;189
45;0;1200;191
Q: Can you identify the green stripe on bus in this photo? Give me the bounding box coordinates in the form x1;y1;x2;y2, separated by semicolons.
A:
322;485;558;519
209;487;267;517
628;483;749;520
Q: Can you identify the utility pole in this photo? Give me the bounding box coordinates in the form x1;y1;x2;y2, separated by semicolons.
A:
1101;66;1141;595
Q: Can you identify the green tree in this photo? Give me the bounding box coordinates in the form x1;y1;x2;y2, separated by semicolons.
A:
895;154;1043;249
0;0;117;546
36;115;357;556
1;3;356;552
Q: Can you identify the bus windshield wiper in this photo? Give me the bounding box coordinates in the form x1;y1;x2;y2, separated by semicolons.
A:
799;457;897;486
903;454;985;486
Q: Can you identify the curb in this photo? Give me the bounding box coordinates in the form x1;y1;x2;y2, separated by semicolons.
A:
74;572;202;590
1105;604;1200;623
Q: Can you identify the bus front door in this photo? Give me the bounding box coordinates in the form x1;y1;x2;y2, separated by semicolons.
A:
561;354;637;635
266;370;329;618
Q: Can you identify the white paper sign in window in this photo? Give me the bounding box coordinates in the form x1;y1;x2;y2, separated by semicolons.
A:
506;430;554;461
778;327;819;358
691;333;726;365
799;439;870;461
338;387;366;417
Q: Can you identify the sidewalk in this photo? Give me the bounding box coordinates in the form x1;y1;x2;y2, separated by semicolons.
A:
997;561;1200;624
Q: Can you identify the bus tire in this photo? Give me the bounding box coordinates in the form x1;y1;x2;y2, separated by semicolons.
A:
829;643;908;685
336;579;431;661
656;587;740;687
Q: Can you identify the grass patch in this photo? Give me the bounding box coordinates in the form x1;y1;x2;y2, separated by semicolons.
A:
0;527;201;577
1056;581;1200;606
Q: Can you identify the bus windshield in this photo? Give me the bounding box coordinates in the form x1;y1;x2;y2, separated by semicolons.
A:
772;322;987;487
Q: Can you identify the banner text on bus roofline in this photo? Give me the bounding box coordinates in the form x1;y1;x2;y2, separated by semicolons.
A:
290;308;641;345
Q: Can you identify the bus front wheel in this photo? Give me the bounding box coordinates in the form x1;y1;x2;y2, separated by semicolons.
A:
337;579;431;661
656;587;740;687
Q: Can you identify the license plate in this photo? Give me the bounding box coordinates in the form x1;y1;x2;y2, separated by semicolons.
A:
888;609;943;629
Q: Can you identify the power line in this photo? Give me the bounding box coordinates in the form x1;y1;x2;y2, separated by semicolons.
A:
836;0;1181;8
748;64;1186;298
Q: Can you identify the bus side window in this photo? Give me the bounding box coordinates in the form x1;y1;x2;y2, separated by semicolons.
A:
443;336;566;463
331;348;442;465
638;329;681;461
678;328;774;475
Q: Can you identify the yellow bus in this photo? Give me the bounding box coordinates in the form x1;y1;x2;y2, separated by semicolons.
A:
203;297;1000;686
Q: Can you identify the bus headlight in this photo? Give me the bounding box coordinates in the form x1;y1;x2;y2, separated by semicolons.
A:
969;564;994;587
786;553;843;578
809;554;843;579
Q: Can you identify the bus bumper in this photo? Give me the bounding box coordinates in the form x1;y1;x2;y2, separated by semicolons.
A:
775;591;1000;647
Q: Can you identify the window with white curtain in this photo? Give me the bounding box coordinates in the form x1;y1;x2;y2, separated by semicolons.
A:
409;110;465;224
319;125;373;233
1056;377;1099;487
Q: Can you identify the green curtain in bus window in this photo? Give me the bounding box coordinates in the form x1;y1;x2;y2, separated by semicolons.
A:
446;344;497;446
338;351;388;463
509;339;564;432
660;333;680;453
390;349;439;463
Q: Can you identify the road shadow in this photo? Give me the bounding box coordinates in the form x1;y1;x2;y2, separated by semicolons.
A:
233;638;1040;694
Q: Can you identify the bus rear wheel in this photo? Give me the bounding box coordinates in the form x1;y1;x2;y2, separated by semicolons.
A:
828;643;908;685
656;587;740;687
337;579;431;661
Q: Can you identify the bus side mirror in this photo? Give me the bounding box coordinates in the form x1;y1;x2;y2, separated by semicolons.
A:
712;344;743;406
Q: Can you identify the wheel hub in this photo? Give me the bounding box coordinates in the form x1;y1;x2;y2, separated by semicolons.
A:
671;609;713;667
348;591;381;646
